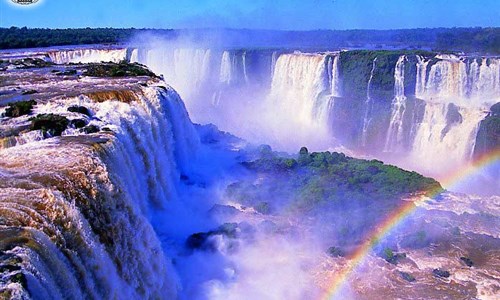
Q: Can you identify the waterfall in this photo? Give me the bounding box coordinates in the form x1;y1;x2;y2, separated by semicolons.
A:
361;57;377;147
132;48;216;101
47;48;128;64
419;55;500;105
219;51;234;85
269;53;338;129
415;55;430;98
0;85;200;298
271;51;279;75
408;55;499;173
409;103;487;173
242;51;249;84
327;54;341;98
384;55;408;152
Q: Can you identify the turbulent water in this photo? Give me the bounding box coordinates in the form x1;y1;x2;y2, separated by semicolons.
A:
0;64;199;298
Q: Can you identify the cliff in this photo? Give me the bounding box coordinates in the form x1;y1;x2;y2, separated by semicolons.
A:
0;59;200;298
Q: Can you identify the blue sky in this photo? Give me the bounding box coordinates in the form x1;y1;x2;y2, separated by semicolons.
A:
0;0;498;30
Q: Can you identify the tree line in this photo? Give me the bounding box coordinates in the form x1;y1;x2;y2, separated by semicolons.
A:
0;27;498;54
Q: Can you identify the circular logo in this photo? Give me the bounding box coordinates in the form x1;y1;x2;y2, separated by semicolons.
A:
11;0;39;5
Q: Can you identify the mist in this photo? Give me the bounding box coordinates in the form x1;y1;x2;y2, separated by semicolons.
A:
117;29;500;299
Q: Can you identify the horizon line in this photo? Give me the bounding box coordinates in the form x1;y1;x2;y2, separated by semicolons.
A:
1;26;499;32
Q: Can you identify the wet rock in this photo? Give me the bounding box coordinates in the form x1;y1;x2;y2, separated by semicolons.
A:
21;89;37;95
460;256;474;267
55;69;77;76
254;202;271;215
69;118;87;129
399;271;416;282
68;105;92;117
185;223;239;252
433;268;450;278
186;232;213;251
82;125;100;134
13;58;53;69
30;114;69;137
473;102;499;158
327;246;345;257
208;204;239;217
441;103;463;138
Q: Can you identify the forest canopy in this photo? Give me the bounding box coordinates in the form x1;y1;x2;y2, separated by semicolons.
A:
0;27;498;54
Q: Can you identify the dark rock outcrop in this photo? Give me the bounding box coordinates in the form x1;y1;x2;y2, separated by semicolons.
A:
473;102;500;158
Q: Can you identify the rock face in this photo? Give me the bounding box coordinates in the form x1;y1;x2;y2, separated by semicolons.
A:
473;102;500;158
0;58;200;298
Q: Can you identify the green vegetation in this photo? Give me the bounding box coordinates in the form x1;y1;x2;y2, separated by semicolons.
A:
232;147;442;213
3;100;36;118
434;27;500;54
83;61;157;77
0;27;150;49
338;50;434;100
381;247;406;264
11;58;53;69
399;271;416;282
0;27;498;54
30;114;69;137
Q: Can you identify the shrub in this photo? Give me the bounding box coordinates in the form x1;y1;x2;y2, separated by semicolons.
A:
83;61;157;78
30;114;69;137
4;100;36;117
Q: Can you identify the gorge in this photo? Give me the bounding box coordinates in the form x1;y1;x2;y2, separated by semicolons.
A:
43;44;499;194
0;41;499;300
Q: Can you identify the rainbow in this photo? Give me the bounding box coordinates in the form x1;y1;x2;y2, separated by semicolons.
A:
322;149;500;300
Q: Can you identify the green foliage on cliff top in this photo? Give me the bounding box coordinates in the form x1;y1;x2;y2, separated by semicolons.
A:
230;147;442;212
83;61;157;78
339;50;434;100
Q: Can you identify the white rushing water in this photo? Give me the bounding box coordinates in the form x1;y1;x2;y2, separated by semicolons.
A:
384;55;407;152
47;48;128;64
416;55;500;105
361;57;377;147
262;52;341;150
409;103;486;174
0;84;200;298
